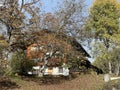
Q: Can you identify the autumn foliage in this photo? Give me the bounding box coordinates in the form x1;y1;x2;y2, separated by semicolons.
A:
26;30;73;66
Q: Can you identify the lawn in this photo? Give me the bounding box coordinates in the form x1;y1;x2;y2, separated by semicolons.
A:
103;79;120;90
6;74;105;90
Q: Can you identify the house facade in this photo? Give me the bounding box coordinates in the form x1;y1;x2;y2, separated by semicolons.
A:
27;43;70;76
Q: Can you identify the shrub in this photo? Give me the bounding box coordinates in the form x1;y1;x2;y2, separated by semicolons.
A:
0;64;5;76
10;51;35;75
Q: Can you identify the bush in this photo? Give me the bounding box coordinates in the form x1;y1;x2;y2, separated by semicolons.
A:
0;64;5;76
0;59;7;76
10;51;35;75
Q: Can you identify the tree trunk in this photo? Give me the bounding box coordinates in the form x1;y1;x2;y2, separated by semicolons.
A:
115;63;120;76
109;61;112;74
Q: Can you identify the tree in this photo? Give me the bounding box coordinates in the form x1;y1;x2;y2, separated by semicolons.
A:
10;50;35;75
93;47;120;76
0;0;88;51
86;0;120;74
0;0;42;75
0;0;41;46
0;34;8;75
40;13;59;31
86;0;120;47
53;0;87;40
0;0;42;64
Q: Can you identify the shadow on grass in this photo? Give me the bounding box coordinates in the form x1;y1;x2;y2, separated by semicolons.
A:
21;74;76;85
0;77;20;90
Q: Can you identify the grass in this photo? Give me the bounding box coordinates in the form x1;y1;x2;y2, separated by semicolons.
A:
8;74;105;90
103;79;120;90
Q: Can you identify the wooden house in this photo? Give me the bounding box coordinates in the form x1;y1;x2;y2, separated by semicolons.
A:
26;30;90;76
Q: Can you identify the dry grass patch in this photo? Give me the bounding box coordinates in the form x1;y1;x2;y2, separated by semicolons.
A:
9;74;105;90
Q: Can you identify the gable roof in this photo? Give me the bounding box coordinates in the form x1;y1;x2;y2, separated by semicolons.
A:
28;29;90;58
45;30;90;57
26;30;91;66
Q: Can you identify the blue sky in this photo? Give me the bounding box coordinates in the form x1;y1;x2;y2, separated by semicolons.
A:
41;0;94;13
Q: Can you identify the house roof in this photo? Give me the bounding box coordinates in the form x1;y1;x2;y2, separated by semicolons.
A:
46;30;90;57
69;38;90;57
26;29;90;66
26;30;90;57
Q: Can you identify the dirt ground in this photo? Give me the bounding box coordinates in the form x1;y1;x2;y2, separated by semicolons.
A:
0;74;105;90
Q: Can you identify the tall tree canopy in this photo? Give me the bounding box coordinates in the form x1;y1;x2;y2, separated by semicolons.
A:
0;0;41;40
87;0;120;75
86;0;120;48
0;0;41;52
0;0;88;51
44;0;87;40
